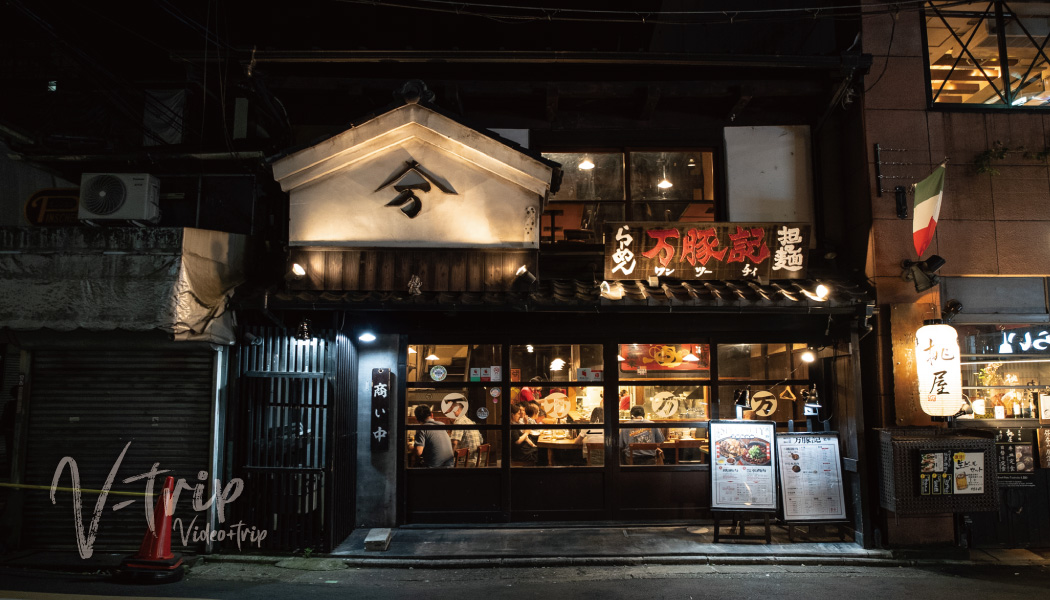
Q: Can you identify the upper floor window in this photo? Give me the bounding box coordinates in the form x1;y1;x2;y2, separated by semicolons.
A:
925;1;1050;107
539;150;716;244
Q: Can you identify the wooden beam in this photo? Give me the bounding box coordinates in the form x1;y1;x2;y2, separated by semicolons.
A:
640;85;661;121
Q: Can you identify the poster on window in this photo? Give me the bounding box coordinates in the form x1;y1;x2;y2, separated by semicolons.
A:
604;222;810;281
776;433;846;522
710;420;777;511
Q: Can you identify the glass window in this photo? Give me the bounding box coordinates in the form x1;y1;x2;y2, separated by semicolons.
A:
509;385;604;468
957;323;1048;420
407;344;501;383
406;427;501;469
509;344;603;384
539;150;716;244
715;343;813;421
925;1;1050;107
618;344;710;380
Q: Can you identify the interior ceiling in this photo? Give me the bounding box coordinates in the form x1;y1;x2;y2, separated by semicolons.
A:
0;0;864;167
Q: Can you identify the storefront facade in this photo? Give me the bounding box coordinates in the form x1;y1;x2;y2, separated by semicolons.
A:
260;92;876;547
864;1;1050;549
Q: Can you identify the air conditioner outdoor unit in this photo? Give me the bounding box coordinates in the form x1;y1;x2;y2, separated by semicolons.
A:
79;173;161;223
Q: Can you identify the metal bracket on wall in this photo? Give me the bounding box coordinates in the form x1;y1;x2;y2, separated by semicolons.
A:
873;143;914;198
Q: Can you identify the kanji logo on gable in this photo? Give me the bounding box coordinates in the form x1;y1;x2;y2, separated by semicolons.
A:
374;160;458;219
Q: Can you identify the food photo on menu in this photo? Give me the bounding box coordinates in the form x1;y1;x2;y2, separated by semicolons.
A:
716;436;771;466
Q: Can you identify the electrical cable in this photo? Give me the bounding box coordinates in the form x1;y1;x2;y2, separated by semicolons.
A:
864;9;898;93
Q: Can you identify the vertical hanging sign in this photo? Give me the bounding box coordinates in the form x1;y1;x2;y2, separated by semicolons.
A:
371;368;392;453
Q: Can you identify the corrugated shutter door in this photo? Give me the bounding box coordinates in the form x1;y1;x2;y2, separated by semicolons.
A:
23;348;214;552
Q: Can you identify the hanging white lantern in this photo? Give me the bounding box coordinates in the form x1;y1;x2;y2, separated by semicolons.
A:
915;320;963;417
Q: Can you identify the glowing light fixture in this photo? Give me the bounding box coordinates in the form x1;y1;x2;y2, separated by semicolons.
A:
550;358;566;371
801;349;816;363
657;178;673;189
408;347;417;354
578;158;595;170
814;284;829;300
617;355;626;361
358;332;377;342
915;320;963;417
425;353;440;361
684;353;700;362
291;263;306;277
526;344;534;353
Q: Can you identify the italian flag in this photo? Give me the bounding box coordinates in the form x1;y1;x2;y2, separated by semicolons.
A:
912;164;946;258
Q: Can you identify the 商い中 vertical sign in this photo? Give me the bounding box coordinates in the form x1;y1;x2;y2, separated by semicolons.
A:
371;368;392;453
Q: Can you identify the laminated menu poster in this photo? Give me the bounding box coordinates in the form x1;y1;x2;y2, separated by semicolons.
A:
917;450;985;495
776;433;846;522
710;420;777;511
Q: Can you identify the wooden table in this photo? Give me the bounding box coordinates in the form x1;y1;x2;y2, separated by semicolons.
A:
535;436;585;465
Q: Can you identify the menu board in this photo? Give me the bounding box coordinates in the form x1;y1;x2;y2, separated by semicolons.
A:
995;428;1035;488
710;420;777;511
917;449;986;495
776;433;846;522
1037;428;1050;469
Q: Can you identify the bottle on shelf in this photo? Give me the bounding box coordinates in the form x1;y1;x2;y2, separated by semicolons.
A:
971;395;989;419
1011;392;1023;418
993;394;1006;420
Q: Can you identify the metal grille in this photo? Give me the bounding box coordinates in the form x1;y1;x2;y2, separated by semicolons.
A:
233;327;340;552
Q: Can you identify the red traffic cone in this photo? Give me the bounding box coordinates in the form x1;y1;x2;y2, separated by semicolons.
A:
115;475;184;583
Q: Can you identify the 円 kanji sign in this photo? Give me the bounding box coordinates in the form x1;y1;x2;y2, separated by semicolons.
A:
603;222;810;281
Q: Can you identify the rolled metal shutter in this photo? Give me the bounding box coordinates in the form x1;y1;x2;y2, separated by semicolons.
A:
22;347;214;552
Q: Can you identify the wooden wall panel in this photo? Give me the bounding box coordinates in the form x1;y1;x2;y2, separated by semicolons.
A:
282;249;537;294
890;302;940;427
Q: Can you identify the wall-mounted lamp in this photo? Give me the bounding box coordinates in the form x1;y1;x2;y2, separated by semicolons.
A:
513;265;538;291
800;348;817;363
942;299;963;324
286;263;307;282
295;318;313;341
901;254;946;293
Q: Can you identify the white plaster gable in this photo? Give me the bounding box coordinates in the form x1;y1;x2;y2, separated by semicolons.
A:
272;103;558;249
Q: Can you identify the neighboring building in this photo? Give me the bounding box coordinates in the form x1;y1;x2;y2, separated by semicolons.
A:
0;2;888;554
864;1;1050;549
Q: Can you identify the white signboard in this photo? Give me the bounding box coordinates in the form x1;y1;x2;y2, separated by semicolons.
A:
776;433;847;522
710;420;777;511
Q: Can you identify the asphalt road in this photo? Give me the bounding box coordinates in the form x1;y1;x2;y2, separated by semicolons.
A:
2;562;1050;599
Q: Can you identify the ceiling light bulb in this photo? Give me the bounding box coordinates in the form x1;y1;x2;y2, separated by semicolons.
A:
814;284;829;301
579;159;595;170
408;347;417;354
291;263;306;277
358;332;377;342
425;353;440;361
526;344;534;353
550;358;566;371
657;179;673;189
801;350;816;363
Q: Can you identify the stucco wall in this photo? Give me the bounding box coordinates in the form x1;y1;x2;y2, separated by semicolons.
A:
354;335;400;528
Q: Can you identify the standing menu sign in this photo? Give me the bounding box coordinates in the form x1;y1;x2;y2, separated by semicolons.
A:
710;420;777;511
776;433;847;522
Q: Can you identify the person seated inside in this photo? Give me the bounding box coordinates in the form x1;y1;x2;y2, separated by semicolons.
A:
620;405;666;465
412;405;454;468
523;403;548;465
575;407;605;464
510;404;537;464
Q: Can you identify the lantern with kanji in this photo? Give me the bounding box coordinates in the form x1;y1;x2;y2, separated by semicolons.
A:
915;320;963;417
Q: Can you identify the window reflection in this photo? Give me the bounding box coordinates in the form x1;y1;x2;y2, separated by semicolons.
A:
926;1;1050;106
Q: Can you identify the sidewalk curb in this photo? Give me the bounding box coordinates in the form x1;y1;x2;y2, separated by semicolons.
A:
197;553;932;570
